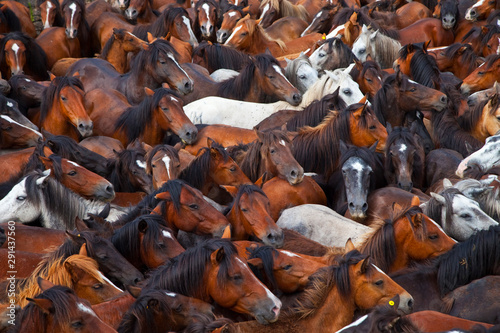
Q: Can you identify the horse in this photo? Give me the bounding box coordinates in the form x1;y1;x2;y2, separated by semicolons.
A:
453;177;500;221
292;103;387;181
180;139;251;203
0;2;23;35
145;144;182;189
430;43;482;80
98;28;148;74
456;92;500;143
284;52;318;94
222;184;284;247
432;0;459;30
258;0;311;29
369;1;432;29
348;60;384;101
217;5;244;43
352;25;401;70
13;280;116;333
300;4;342;37
117;288;215;332
144;238;282;324
106;147;153;194
309;37;357;73
183;66;364;130
194;0;220;42
38;0;64;30
234;129;303;185
192;41;252;73
8;74;46;116
461;54;500;94
36;74;92;141
61;0;91;56
384;126;425;191
0;95;37;132
372;71;447;127
358;200;456;273
110;214;184;272
67;38;193;104
465;0;499;21
0;31;49;81
86;87;197;146
16;253;123;307
0;1;36;38
276;204;371;247
0;115;41;149
181;53;302;106
224;14;322;57
396;17;455;47
226;249;414;332
35;27;81;69
0;223;66;253
326;141;385;220
456;131;500;178
124;0;157;23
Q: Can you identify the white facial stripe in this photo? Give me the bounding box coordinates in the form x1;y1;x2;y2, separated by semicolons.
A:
170;96;180;103
0;115;42;138
11;43;20;73
98;271;124;293
272;65;292;85
167;53;192;83
472;0;485;8
77;303;97;317
162;155;171;179
399;143;407;153
6;101;13;107
44;1;53;29
228;11;237;17
162;229;174;240
136;160;146;169
234;0;239;5
182;16;197;42
260;3;270;19
279;139;286;146
408;79;419;85
67;160;81;168
281;250;301;258
202;3;211;20
165;292;176;297
24;78;31;82
69;3;77;33
372;264;389;277
225;25;242;45
326;23;345;39
351;161;364;172
336;315;368;333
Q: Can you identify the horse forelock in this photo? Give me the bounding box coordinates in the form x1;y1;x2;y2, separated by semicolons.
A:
248;245;279;292
359;216;396;273
444;43;478;75
131;39;179;74
179;147;211;189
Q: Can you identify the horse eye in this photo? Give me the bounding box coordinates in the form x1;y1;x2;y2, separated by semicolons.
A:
229;166;236;172
152;164;156;168
497;116;500;121
240;32;247;36
189;204;199;210
410;88;416;92
16;196;26;201
369;125;376;130
374;280;383;286
283;264;292;270
478;71;485;76
232;274;243;281
319;53;326;57
267;75;275;79
270;149;276;154
488;45;492;49
61;96;67;101
366;78;372;82
71;321;83;328
428;234;438;240
343;89;351;95
299;75;306;79
359;49;365;54
460;213;471;219
175;304;183;313
241;208;248;212
93;283;103;289
68;171;77;176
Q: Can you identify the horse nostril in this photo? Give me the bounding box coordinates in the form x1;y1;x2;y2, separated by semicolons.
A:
362;203;368;212
440;95;447;104
290;170;297;177
293;93;301;102
78;124;84;129
105;185;113;194
184;81;192;90
407;298;414;309
133;277;142;284
470;9;476;16
209;26;214;33
349;202;354;208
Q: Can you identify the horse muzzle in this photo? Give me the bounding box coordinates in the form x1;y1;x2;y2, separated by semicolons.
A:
179;124;198;145
287;166;304;185
252;295;282;325
95;183;116;202
77;121;93;138
217;30;229;44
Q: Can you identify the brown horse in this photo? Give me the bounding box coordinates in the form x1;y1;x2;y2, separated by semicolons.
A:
228;249;414;332
144;238;282;324
67;38;193;104
292;103;387;181
0;1;36;37
397;18;455;47
461;54;500;94
16;279;116;333
0;115;41;149
465;0;500;21
457;92;500;142
34;74;92;141
0;223;66;253
86;87;197;146
258;0;312;29
349;60;384;100
38;0;64;30
36;27;81;69
61;0;91;56
194;0;219;42
358;199;456;273
222;184;284;248
217;5;243;43
110;214;185;272
0;248;44;280
369;1;432;29
146;144;182;189
429;43;482;80
98;28;148;74
300;4;342;36
125;0;158;23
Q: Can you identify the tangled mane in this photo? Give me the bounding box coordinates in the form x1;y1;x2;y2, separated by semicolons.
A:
106;148;148;192
238;16;286;50
398;43;440;88
248;245;280;293
459;93;500;133
423;187;463;227
193;41;252;73
444;43;481;76
360;26;401;69
145;144;180;175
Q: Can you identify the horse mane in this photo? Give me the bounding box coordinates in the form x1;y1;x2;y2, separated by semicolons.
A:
487;9;500;24
334;8;399;38
179;140;229;190
385;127;425;188
133;6;189;40
145;144;180;175
363;27;401;69
436;225;500;296
423;187;462;228
100;29;118;59
0;31;49;80
480;24;500;49
292;103;368;179
106;148;147;192
286;90;346;131
17;254;102;307
284;53;311;89
479;53;500;71
444;43;480;76
324;37;357;67
359;205;425;272
458;95;499;132
248;245;280;293
193;41;252;72
223;184;268;216
115;87;179;142
129;38;179;76
117;289;178;333
111;214;168;269
278;0;309;21
454;178;500;220
0;4;21;32
399;43;440;88
239;130;291;182
239;16;286;50
144;238;239;299
291;250;370;319
14;285;78;332
39;76;84;124
372;74;401;126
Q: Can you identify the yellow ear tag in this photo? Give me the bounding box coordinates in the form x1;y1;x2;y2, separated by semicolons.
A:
322;34;326;40
389;300;395;306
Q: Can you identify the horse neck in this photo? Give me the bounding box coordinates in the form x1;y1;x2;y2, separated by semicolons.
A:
119;67;158;104
92;293;136;328
250;28;282;55
41;103;80;141
469;107;491;142
390;219;413;273
226;208;250;240
103;41;129;73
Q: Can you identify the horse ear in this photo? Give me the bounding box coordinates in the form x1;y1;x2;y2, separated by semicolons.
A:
162;82;170;89
65;260;86;284
27;297;54;314
72;71;80;78
247;258;263;270
255;17;263;25
65;230;85;245
207;137;216;148
38;155;52;168
407;43;414;54
386;122;392;134
354;59;363;70
147;298;160;310
464;141;474;156
395;69;403;85
147;32;155;43
392;201;402;212
141;42;149;50
99;203;111;218
359;256;371;274
126;285;142;299
458;46;468;55
442;178;453;189
220;185;238;197
75;217;89;232
155;191;172;201
430;192;446;205
79;243;88;257
365;53;373;62
423;40;431;52
211;247;226;265
37;277;55;292
144;87;155;96
410;195;420;207
222;225;232;239
369;30;378;41
242;13;250;20
352;104;364;119
345;238;356;252
349;11;358;24
369;140;378;152
36;170;51;187
254;128;265;141
138;219;148;234
495;81;500;94
358;95;367;104
48;72;56;81
339;140;348;154
264;48;272;56
284;57;291;65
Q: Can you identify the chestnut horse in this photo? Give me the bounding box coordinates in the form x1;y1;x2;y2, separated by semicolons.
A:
194;0;220;42
98;28;148;74
0;115;41;149
461;54;500;94
145;144;182;189
61;0;91;56
38;0;64;30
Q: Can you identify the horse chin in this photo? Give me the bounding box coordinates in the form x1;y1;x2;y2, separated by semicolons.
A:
287;174;304;185
460;84;471;95
253;306;280;325
349;211;367;222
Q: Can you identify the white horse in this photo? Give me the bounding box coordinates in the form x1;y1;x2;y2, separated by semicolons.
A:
183;64;364;129
284;52;319;93
456;131;500;177
0;170;129;229
352;25;402;69
276;204;371;247
210;69;239;82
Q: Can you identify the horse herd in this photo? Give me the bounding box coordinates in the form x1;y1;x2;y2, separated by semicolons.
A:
0;0;500;331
